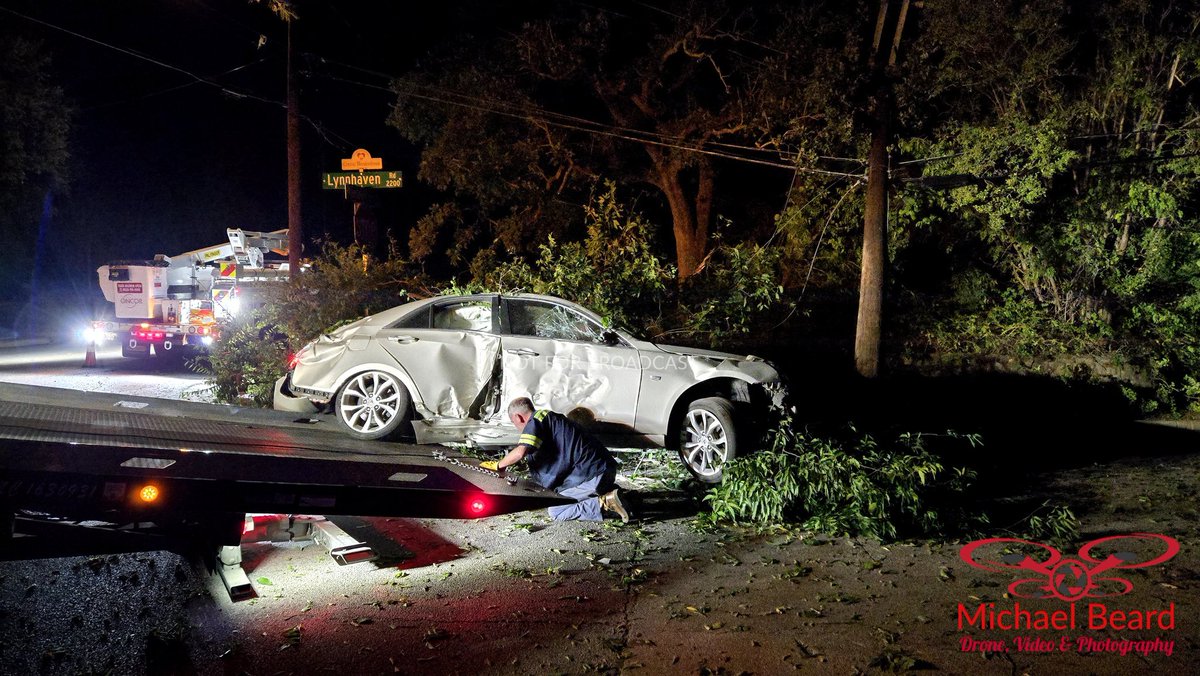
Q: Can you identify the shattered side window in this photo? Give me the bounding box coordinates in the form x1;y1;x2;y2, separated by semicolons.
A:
509;301;605;343
431;301;493;332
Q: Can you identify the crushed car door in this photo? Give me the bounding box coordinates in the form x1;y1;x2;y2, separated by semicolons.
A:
377;296;501;421
499;298;641;431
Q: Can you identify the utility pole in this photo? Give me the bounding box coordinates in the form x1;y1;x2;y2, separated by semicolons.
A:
286;18;302;274
854;0;910;378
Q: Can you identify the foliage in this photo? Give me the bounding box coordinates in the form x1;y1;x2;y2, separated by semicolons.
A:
677;240;785;344
703;415;985;540
772;178;867;292
267;240;425;347
248;0;297;22
0;35;71;294
389;1;807;278
199;241;426;405
880;0;1200;412
903;290;1101;361
0;36;71;208
390;54;580;271
212;0;1200;414
477;183;788;347
1022;503;1080;551
190;308;288;407
479;182;674;330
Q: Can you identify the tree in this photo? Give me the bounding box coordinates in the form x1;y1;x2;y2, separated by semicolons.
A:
389;1;791;280
0;35;71;322
891;0;1200;408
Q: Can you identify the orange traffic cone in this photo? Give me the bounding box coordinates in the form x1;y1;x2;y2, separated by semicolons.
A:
83;340;97;367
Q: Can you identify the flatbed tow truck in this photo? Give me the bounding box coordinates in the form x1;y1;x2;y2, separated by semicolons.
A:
0;382;566;600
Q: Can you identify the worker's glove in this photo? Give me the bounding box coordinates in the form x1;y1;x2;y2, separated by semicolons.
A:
480;460;500;472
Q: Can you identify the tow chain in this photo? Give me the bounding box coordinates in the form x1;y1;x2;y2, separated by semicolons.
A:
432;449;519;485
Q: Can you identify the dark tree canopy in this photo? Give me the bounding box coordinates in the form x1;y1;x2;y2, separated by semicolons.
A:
388;0;814;280
0;34;71;295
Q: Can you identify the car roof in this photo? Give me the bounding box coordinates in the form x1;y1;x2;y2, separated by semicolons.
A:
358;292;608;327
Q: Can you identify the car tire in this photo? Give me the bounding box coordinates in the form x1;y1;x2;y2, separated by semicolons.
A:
677;396;738;483
335;371;412;440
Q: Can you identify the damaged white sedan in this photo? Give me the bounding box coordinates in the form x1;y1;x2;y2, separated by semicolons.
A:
274;293;785;482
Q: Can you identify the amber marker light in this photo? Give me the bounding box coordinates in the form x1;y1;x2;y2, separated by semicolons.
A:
138;484;161;503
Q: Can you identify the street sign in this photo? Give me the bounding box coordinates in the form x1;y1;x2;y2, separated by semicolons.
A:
341;148;383;170
321;171;403;189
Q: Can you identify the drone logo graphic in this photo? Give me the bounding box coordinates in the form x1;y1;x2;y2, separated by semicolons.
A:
959;533;1180;602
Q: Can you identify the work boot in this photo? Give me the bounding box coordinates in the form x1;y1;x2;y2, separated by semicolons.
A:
600;489;631;523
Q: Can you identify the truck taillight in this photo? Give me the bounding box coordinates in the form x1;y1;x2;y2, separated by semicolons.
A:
138;484;161;503
467;496;489;516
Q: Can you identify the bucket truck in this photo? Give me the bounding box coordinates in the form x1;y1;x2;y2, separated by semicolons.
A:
89;229;289;358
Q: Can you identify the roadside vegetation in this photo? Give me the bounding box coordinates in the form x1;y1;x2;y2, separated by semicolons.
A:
702;418;986;540
190;241;427;406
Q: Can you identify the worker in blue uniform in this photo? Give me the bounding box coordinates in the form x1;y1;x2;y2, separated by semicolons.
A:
481;397;631;522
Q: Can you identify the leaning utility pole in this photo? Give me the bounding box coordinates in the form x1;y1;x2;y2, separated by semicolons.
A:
855;0;910;378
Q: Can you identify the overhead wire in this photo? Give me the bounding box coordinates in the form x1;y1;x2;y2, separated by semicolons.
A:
325;56;832;165
83;57;273;111
0;4;359;152
319;60;863;177
15;4;1196;177
0;5;271;103
789;179;861;316
4;1;857;175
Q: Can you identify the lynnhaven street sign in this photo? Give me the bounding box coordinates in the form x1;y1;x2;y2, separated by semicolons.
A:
321;171;403;189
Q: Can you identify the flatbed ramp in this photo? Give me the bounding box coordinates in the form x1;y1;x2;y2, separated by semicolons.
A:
0;383;566;597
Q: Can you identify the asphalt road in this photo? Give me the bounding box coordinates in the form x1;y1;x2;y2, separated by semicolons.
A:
0;340;1195;675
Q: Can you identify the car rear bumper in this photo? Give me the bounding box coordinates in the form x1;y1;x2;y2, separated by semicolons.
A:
272;375;320;414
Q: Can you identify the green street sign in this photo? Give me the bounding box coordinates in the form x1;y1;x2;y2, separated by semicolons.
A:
321;171;403;189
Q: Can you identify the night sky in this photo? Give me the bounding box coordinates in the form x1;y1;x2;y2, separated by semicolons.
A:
1;0;503;315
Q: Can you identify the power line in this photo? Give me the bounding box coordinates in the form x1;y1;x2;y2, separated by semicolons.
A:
382;74;859;175
318;60;862;177
324;57;825;165
0;5;263;101
4;2;861;176
83;57;272;111
0;4;359;151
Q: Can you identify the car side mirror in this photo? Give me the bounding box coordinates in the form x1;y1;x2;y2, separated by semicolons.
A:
601;330;620;346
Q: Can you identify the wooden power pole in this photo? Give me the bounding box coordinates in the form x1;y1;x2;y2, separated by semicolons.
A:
286;19;302;273
855;0;910;378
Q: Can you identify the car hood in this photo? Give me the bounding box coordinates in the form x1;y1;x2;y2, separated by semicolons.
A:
631;338;783;390
646;342;760;362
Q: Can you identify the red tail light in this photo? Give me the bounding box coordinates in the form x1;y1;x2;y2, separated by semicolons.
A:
467;497;488;516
